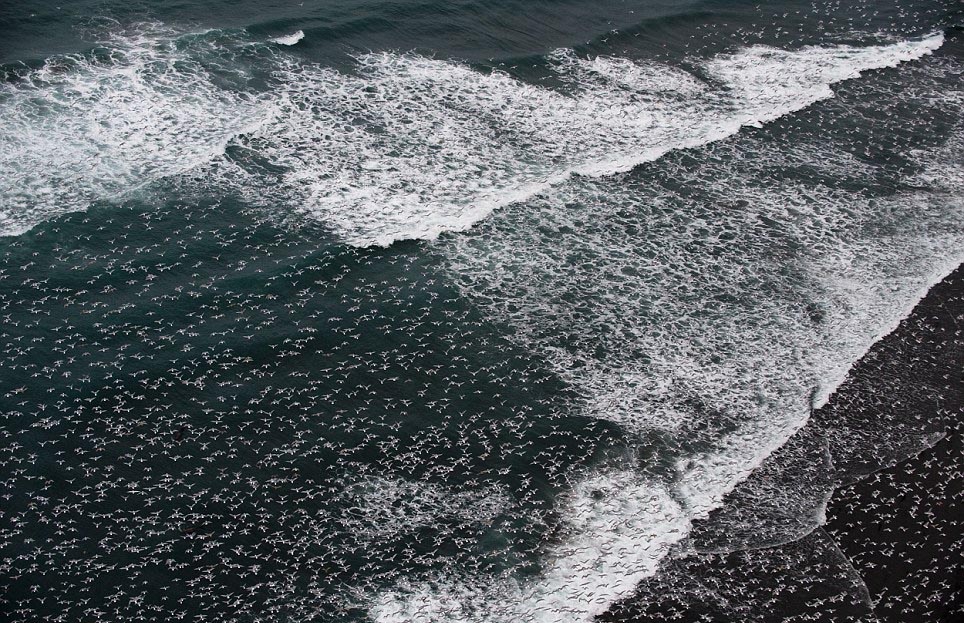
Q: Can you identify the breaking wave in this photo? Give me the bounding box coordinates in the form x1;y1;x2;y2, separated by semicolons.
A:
0;25;944;245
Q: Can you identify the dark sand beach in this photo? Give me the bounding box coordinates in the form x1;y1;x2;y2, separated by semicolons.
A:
820;266;964;622
604;264;963;622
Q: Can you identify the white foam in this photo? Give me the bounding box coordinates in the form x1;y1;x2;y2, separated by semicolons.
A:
0;25;273;235
270;30;305;46
705;35;946;130
518;472;689;622
0;30;943;243
372;471;689;623
683;125;964;518
232;34;942;246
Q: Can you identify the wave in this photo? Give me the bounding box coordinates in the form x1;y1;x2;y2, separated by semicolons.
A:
0;25;272;236
375;45;964;622
269;30;304;46
0;27;944;243
232;33;944;247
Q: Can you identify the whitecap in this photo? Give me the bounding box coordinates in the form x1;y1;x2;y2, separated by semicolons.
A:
270;30;305;46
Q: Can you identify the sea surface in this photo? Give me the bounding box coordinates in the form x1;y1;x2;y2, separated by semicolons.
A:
1;1;963;622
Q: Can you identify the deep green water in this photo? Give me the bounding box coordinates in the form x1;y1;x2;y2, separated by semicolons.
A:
1;2;963;622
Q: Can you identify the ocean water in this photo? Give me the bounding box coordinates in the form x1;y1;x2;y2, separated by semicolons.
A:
1;1;963;622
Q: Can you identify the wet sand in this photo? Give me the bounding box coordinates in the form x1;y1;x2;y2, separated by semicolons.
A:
603;264;964;622
819;264;964;622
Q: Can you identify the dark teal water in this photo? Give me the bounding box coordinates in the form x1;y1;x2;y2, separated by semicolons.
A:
1;2;963;622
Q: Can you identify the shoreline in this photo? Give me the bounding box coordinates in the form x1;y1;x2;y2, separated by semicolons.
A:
818;263;964;622
603;263;964;622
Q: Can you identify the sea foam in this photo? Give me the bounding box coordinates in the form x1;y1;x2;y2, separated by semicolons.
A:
0;25;271;235
270;30;305;46
233;34;944;247
0;29;944;243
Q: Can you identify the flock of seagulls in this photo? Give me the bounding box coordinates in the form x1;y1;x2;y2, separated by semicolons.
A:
1;2;962;623
602;266;964;623
0;198;620;622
